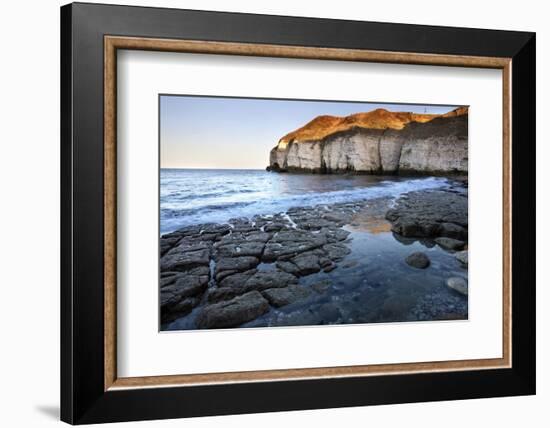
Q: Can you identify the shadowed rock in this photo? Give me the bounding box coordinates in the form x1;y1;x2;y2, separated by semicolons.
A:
160;248;210;272
290;252;321;275
162;274;208;300
262;284;313;307
385;189;467;240
244;271;298;291
435;237;465;251
196;291;270;329
405;252;431;269
323;243;351;261
262;230;327;261
446;277;468;296
208;269;298;303
455;250;468;266
214;256;259;281
439;222;467;240
275;260;301;276
218;270;297;294
320;227;351;243
160;236;181;256
214;241;265;259
217;230;272;244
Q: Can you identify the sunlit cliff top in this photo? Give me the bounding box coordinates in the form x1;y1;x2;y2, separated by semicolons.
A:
278;106;468;144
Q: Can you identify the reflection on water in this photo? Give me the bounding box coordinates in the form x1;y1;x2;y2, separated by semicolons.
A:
348;206;393;234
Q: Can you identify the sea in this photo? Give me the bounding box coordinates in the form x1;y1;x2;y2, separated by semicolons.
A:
160;168;450;235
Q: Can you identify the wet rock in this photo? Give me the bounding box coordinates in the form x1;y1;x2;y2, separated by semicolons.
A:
272;309;324;326
216;269;297;298
261;284;313;307
196;291;270;329
262;230;327;261
161;270;179;278
405;252;431;269
161;297;200;323
439;222;467;240
323;263;337;272
214;256;259;281
165;223;230;244
170;237;212;252
160;272;180;288
217;269;257;287
419;239;436;248
168;223;210;238
321;227;351;243
342;260;359;269
322;211;351;225
312;280;331;294
317;303;341;323
319;257;332;268
435;237;465;251
160;236;181;256
214;241;265;259
232;225;259;234
263;223;290;232
228;218;258;233
323;243;351;262
391;233;416;246
293;217;341;231
160;248;210;272
455;250;468;266
390;219;427;237
244;271;298;291
275;260;301;275
200;223;232;236
186;266;211;276
290;252;321;275
207;287;241;303
228;217;250;224
196;233;221;242
385;189;467;239
161;274;208;305
171;296;200;314
447;277;468;296
160;273;207;322
218;231;272;244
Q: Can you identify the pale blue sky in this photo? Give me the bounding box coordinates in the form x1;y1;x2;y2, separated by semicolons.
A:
160;95;459;169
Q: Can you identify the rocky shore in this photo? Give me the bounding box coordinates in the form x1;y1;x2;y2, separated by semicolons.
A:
160;179;469;330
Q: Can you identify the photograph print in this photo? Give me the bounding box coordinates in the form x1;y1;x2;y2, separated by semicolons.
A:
159;95;469;331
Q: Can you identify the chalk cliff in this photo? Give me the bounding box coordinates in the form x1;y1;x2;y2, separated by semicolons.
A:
268;107;468;174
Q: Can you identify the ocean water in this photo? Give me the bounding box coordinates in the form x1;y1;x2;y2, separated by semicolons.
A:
160;169;450;234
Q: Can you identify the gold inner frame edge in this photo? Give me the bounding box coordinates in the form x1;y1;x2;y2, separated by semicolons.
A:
104;36;512;391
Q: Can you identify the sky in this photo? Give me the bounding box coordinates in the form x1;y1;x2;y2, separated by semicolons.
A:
160;95;459;169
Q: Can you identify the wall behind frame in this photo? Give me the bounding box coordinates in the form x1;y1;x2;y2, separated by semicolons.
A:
0;1;545;427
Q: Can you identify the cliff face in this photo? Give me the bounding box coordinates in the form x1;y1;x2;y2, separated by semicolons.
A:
268;107;468;174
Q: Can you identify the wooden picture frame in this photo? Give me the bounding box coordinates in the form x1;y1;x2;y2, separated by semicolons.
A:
61;2;535;424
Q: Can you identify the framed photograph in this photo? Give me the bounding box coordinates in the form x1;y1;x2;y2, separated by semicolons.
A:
61;2;535;424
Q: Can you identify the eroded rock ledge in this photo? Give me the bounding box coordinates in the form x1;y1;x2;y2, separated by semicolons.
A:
160;183;469;329
385;186;468;244
160;205;357;328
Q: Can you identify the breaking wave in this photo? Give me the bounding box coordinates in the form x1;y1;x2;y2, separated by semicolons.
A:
160;168;450;234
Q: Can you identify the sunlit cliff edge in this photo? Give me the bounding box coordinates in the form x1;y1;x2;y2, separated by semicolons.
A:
268;107;468;174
